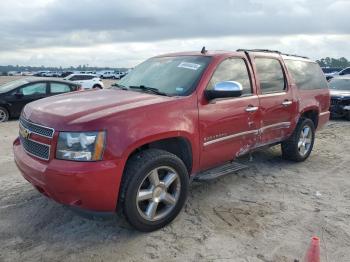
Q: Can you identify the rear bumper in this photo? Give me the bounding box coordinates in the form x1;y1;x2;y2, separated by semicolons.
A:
13;137;122;212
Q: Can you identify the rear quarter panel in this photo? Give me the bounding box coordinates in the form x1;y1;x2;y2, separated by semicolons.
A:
292;87;330;130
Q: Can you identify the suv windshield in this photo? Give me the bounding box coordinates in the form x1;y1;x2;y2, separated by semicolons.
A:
0;79;29;93
329;78;350;91
116;56;211;96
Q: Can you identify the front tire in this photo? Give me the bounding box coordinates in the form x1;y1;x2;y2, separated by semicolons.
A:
120;149;189;232
0;107;9;122
281;118;315;162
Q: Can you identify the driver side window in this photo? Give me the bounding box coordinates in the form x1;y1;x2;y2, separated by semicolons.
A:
207;58;252;95
19;83;47;96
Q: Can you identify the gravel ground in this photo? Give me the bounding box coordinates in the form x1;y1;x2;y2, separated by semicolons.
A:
1;76;350;261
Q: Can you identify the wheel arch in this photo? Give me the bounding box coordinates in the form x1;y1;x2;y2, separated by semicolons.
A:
299;107;319;128
122;134;194;174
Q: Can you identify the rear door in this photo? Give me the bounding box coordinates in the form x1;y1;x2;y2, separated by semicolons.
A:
49;82;74;96
251;55;297;145
198;56;260;170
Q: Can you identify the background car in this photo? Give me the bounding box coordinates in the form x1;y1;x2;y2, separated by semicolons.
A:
7;71;22;76
322;67;343;81
0;78;81;122
63;74;104;89
60;71;74;78
329;76;350;120
33;71;50;77
42;71;60;77
324;67;350;81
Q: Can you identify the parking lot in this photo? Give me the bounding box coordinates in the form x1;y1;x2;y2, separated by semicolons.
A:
0;76;117;89
0;76;349;261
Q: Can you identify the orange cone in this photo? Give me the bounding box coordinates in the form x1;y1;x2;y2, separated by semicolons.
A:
305;236;320;262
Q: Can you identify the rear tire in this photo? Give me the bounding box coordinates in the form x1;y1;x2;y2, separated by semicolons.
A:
0;107;9;122
281;118;315;162
119;149;189;232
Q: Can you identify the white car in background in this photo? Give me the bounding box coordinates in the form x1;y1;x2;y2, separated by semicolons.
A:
7;71;22;76
64;74;104;89
98;70;126;79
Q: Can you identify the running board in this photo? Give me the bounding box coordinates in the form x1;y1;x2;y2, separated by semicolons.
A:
193;161;248;181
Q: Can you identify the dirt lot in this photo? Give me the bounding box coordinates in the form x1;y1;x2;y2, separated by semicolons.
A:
1;76;350;261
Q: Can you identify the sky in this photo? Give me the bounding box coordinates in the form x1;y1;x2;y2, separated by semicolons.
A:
0;0;349;68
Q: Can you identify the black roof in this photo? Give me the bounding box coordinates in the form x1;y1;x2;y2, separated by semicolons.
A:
24;77;79;85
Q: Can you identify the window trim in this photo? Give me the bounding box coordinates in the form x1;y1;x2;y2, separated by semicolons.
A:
254;56;288;95
205;56;254;99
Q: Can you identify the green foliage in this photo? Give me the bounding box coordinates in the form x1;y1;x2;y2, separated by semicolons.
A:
316;57;350;68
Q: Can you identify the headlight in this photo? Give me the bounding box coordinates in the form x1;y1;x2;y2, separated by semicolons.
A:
56;131;106;161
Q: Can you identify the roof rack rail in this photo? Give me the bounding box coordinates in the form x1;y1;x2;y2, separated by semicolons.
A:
236;49;309;59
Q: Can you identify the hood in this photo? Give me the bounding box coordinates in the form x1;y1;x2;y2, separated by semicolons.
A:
23;89;174;129
330;89;350;98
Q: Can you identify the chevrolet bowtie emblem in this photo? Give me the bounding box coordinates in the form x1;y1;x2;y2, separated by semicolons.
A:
19;125;31;139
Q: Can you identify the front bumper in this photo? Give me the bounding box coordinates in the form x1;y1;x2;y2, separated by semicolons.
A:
13;137;122;212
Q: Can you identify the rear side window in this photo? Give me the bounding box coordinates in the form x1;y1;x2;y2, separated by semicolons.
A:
285;60;328;90
50;83;71;93
255;58;286;94
69;75;79;81
207;58;252;95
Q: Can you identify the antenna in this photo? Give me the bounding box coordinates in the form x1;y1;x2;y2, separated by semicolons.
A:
201;46;207;54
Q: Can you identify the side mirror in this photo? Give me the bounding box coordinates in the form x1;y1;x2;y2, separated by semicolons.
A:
205;81;243;100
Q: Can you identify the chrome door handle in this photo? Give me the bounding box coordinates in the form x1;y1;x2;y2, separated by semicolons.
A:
282;100;293;106
245;106;259;112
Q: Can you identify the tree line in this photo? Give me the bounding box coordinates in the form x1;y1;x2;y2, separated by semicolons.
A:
316;57;350;68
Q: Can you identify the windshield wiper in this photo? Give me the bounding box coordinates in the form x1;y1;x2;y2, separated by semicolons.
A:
129;85;169;96
112;83;129;90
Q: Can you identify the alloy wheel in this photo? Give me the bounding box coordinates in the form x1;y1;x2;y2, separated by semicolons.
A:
0;109;7;122
136;166;181;221
298;125;312;156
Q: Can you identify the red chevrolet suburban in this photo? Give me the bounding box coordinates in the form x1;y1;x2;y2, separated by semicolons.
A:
13;49;330;231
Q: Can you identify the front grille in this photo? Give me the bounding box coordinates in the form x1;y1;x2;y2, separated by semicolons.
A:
19;117;54;161
19;117;54;138
19;135;50;160
331;99;339;106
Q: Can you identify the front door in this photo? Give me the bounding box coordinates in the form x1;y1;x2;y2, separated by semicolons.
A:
6;82;48;117
198;57;260;170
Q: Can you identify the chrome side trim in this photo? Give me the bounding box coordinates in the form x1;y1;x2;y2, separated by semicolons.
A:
260;122;291;132
19;117;55;138
319;111;330;117
203;121;291;146
204;130;259;146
